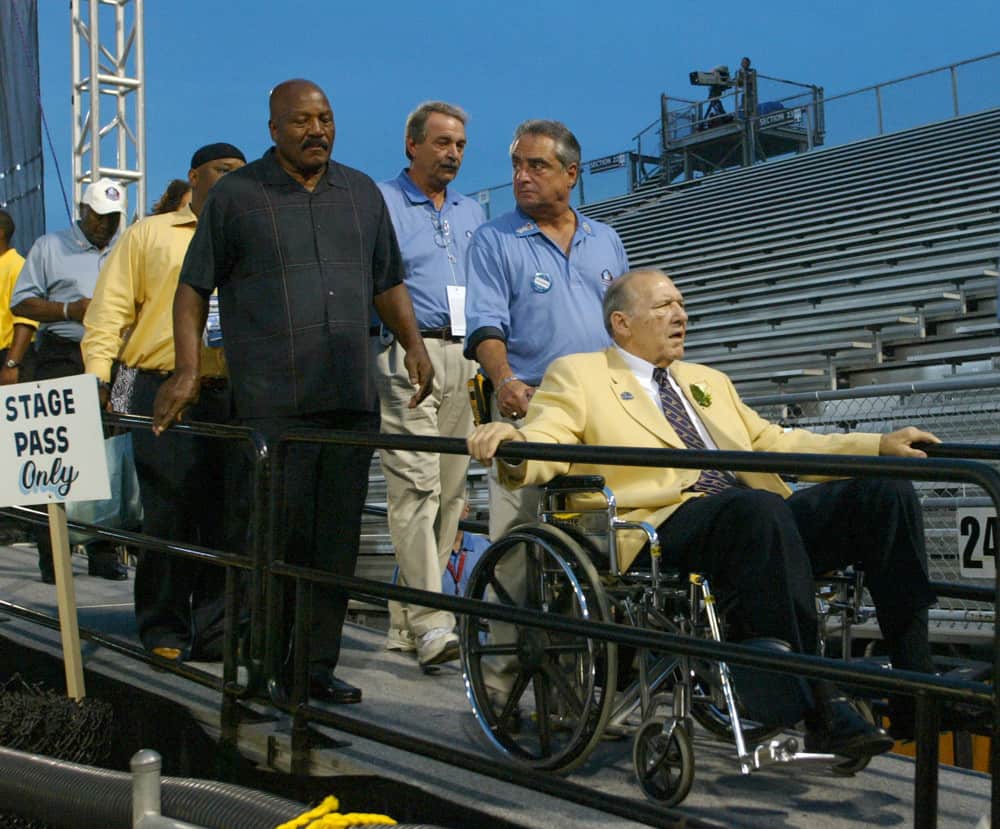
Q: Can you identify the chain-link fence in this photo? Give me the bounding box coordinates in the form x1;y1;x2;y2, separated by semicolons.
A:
748;375;1000;642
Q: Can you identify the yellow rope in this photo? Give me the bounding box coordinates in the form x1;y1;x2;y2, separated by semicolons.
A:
275;796;396;829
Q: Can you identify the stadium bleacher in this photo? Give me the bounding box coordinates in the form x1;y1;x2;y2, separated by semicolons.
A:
587;107;1000;393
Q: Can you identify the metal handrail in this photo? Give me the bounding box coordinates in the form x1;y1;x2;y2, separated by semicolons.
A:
4;419;999;827
0;412;271;774
264;428;1000;829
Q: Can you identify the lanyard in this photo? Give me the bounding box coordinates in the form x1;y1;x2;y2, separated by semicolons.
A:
446;548;467;593
429;205;460;286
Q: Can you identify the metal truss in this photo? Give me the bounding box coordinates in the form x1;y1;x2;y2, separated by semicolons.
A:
70;0;145;219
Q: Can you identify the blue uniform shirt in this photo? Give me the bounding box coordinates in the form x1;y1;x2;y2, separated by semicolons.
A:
377;171;486;330
11;223;113;342
464;207;628;385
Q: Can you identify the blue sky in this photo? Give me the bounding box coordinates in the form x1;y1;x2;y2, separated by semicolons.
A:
31;0;1000;227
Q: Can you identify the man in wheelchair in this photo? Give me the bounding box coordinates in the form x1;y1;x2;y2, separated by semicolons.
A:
468;268;976;759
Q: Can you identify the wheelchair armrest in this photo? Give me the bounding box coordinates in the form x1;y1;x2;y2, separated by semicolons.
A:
546;474;606;493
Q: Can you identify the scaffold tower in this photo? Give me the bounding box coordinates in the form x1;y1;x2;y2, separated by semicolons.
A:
71;0;146;218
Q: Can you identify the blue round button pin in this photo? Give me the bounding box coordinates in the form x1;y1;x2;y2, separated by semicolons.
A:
531;272;552;293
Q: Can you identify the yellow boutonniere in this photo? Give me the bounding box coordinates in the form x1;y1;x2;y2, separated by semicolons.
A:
690;382;712;408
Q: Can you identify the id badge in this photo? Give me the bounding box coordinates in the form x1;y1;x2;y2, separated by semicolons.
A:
203;293;223;348
447;285;467;337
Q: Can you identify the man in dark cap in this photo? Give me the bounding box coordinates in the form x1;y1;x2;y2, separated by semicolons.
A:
83;142;246;661
153;80;432;704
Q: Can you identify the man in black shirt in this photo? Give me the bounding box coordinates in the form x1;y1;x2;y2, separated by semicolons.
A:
154;79;433;704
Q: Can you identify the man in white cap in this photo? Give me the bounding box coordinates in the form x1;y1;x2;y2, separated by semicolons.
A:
10;177;128;583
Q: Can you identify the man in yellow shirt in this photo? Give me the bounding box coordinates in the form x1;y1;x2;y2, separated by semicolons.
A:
0;210;36;386
83;142;246;661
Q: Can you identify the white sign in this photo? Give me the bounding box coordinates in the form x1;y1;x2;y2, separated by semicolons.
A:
589;153;628;174
957;506;997;580
477;190;490;205
1;375;110;506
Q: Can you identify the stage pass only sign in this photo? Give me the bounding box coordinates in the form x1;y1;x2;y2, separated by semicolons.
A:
1;375;111;507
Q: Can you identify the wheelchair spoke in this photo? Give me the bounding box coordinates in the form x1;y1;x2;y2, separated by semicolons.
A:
541;661;586;719
542;641;589;655
495;670;531;732
524;546;545;609
533;670;553;755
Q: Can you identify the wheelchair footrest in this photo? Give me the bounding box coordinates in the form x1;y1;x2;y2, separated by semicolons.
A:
747;737;801;770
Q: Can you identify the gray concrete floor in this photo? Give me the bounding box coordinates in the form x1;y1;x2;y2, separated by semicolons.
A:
0;540;992;828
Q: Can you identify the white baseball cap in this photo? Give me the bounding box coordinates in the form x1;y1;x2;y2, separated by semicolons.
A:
81;177;127;215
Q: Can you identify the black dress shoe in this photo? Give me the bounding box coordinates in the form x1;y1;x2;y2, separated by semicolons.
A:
308;669;362;704
805;697;894;758
88;556;128;581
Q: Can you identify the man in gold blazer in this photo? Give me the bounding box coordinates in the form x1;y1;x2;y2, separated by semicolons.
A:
470;269;956;754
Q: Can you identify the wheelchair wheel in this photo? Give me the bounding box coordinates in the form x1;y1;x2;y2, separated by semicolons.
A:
632;717;694;806
688;661;782;745
459;523;618;772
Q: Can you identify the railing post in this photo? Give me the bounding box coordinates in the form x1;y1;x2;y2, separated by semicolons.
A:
950;65;960;117
875;85;884;134
914;694;940;829
131;749;162;826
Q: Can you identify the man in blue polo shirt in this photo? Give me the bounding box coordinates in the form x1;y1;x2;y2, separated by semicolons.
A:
376;102;486;669
465;120;629;540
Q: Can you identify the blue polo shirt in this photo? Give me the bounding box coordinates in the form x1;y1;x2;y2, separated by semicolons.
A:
377;171;486;330
11;223;115;342
464;207;628;385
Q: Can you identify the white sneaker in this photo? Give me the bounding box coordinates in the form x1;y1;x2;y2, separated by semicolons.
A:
385;627;416;653
417;627;460;667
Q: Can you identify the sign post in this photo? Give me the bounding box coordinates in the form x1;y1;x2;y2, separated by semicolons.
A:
1;375;111;700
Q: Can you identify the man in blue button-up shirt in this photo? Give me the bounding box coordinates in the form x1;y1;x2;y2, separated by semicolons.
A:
464;120;629;540
10;177;128;584
376;102;486;669
464;120;628;696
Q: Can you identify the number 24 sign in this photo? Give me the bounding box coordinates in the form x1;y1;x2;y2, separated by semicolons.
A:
957;507;998;580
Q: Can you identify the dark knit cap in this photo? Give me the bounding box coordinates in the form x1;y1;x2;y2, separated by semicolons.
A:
190;142;246;170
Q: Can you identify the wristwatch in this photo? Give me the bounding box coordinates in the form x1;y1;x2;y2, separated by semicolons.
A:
3;358;19;369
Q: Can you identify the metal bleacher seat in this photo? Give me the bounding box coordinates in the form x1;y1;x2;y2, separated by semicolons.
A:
587;107;1000;391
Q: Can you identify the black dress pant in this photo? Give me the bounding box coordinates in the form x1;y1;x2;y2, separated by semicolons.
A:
131;371;239;657
244;411;378;672
31;334;117;576
655;479;937;666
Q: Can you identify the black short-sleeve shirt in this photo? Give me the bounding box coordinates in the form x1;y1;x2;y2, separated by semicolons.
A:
179;149;403;418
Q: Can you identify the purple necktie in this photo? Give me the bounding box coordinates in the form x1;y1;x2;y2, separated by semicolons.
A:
653;368;734;496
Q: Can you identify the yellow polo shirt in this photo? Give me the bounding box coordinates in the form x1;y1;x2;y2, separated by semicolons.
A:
82;205;227;382
0;247;36;351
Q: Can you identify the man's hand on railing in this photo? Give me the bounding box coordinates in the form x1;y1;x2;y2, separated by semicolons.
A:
879;426;941;458
467;422;524;466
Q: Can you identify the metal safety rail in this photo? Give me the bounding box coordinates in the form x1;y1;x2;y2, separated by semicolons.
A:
748;376;1000;628
264;430;1000;829
0;413;269;779
2;419;999;828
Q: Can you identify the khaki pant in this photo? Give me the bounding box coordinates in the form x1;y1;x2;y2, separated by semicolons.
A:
375;338;475;637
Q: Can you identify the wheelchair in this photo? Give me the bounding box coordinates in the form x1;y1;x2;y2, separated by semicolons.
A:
458;475;872;807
